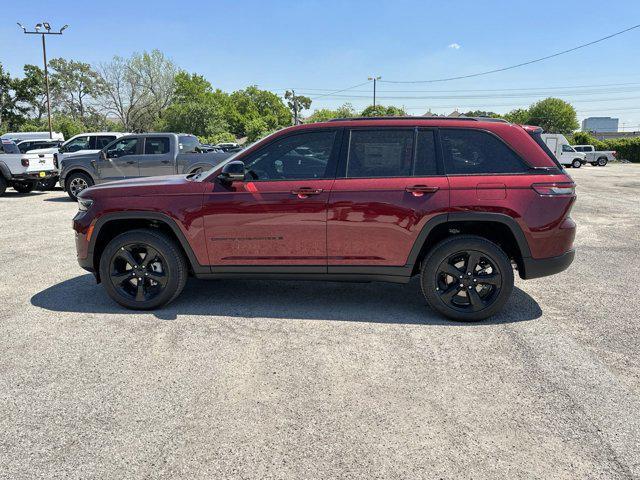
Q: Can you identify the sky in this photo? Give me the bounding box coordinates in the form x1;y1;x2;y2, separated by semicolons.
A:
2;0;640;129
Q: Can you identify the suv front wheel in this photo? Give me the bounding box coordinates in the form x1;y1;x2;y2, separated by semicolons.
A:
99;229;188;310
421;235;514;321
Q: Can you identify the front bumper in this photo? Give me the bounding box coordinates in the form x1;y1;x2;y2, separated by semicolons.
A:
520;249;575;279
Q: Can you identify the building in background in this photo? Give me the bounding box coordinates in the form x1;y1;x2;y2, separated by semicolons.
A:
582;116;619;133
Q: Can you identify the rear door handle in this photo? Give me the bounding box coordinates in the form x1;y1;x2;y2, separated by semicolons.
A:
291;187;324;199
125;160;135;165
405;185;439;196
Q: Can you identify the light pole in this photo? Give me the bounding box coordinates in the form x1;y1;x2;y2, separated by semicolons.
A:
368;76;381;107
17;22;68;139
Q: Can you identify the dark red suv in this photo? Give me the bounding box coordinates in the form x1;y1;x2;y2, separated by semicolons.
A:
73;117;576;321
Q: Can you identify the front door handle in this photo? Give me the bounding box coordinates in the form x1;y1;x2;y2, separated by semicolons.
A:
161;160;171;164
291;187;323;199
405;185;439;197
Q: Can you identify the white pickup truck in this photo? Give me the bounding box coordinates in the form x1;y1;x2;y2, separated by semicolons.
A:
0;140;58;195
571;145;616;166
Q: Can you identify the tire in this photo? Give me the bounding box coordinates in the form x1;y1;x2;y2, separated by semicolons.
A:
99;229;188;310
13;182;36;194
420;235;514;322
597;157;608;167
37;178;58;191
571;159;582;168
0;176;6;196
65;172;94;201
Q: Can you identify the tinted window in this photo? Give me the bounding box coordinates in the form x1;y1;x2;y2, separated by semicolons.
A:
441;129;528;174
414;130;438;176
96;136;116;149
0;141;19;154
144;137;170;155
347;129;413;178
65;136;91;152
179;135;200;154
244;131;336;180
107;138;138;158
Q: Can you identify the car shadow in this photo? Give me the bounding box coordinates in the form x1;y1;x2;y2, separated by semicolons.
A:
31;275;542;325
43;195;73;202
2;191;47;198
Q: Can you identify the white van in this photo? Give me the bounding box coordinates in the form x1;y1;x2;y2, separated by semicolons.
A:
540;134;586;168
0;131;65;142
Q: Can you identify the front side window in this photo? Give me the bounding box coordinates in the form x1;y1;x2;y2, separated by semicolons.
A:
107;138;138;158
64;136;91;152
561;144;575;153
440;129;529;174
347;129;414;178
244;130;336;180
144;137;170;155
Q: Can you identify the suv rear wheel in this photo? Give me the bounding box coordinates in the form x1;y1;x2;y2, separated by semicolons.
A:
420;235;514;321
13;181;36;194
99;229;188;310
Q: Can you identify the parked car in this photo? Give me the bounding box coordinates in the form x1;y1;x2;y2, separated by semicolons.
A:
16;139;63;153
72;118;576;321
572;145;616;166
1;131;65;142
0;140;57;195
540;134;586;168
215;142;243;153
61;133;230;200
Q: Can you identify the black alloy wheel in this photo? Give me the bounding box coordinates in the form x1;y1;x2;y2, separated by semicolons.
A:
421;235;514;321
99;229;187;310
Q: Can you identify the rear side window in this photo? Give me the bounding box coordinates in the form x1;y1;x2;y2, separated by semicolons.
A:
179;135;200;154
347;129;414;178
440;129;529;174
95;136;116;149
144;137;170;155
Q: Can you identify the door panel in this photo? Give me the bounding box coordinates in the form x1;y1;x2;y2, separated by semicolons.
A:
139;136;174;177
97;137;140;181
202;179;334;266
327;177;450;266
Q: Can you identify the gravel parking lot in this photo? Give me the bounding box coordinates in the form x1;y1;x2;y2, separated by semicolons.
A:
1;164;639;479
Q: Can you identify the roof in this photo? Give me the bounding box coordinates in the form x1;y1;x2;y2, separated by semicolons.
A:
325;116;508;124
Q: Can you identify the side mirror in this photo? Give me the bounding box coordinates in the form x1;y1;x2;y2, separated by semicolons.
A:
100;150;108;161
217;160;245;184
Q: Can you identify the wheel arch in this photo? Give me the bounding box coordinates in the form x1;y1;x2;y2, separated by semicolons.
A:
408;213;531;276
63;167;96;187
89;212;208;282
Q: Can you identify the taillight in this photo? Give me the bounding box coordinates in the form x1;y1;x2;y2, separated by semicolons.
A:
532;182;575;196
612;151;617;158
21;158;29;167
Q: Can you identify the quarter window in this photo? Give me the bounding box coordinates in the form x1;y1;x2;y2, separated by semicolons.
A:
440;129;528;174
347;129;414;178
144;137;170;155
244;131;336;180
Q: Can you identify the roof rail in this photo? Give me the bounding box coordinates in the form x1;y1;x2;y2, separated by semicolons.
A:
327;116;508;123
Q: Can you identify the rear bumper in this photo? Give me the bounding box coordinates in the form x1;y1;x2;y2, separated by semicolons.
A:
12;172;58;181
520;249;575;280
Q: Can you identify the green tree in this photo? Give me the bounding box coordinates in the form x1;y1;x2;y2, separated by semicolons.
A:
503;108;531;125
0;63;29;130
463;110;501;118
306;103;357;123
526;98;578;133
227;86;291;137
49;58;100;120
18;64;53;121
360;104;407;117
284;90;312;123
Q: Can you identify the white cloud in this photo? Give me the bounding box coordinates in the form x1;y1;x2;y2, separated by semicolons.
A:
448;43;461;50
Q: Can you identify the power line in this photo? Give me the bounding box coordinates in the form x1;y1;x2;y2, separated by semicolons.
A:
309;80;371;100
379;24;640;84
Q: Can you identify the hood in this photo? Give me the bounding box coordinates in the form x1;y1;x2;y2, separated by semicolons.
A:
82;174;205;198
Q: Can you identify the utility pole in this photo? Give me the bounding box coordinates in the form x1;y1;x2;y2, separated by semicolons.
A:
292;89;298;125
17;22;68;139
368;76;381;107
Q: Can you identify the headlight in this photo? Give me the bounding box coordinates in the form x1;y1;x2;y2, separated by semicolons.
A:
77;198;94;212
